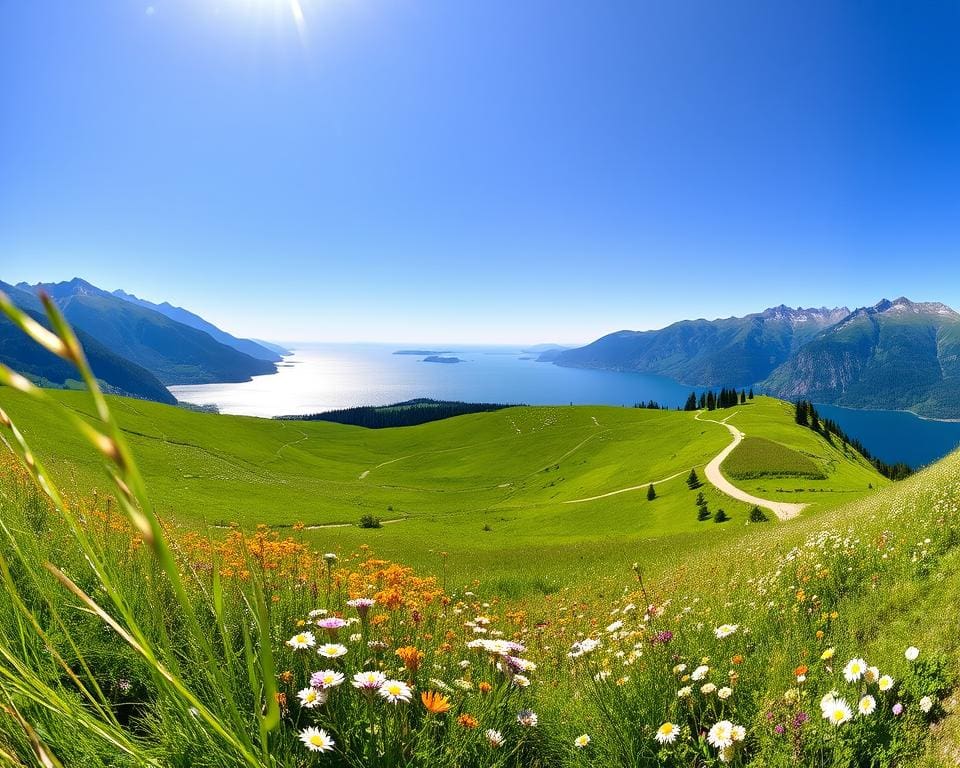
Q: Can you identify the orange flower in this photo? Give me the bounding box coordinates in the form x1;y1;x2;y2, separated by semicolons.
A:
396;646;424;672
478;681;493;695
457;713;479;729
421;691;452;714
278;670;294;685
794;665;809;678
816;629;825;639
731;654;744;665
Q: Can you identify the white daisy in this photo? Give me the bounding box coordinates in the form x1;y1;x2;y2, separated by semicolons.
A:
297;687;327;709
655;722;679;745
713;624;739;639
299;726;335;753
878;675;894;692
574;734;590;748
485;729;505;748
351;670;386;690
905;646;920;662
378;679;412;704
824;698;852;726
286;631;316;650
707;720;734;749
858;695;876;716
842;658;867;683
317;643;348;659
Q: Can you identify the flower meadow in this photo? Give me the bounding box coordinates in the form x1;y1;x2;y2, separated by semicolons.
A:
0;293;958;767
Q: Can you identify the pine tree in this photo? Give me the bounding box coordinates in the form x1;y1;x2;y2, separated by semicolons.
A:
684;392;698;411
697;505;711;521
739;389;746;404
749;505;768;522
647;483;656;501
748;388;754;399
714;508;730;523
687;469;702;489
706;391;716;410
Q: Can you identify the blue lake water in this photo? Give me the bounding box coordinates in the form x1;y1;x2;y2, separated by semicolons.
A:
169;343;960;467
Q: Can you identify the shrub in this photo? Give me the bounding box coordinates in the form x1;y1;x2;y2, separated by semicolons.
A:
714;508;730;523
647;484;656;501
749;505;769;522
359;514;382;528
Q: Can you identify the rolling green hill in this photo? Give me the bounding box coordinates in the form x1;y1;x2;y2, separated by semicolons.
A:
0;390;884;587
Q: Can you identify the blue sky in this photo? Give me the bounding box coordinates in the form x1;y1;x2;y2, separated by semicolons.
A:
2;1;959;344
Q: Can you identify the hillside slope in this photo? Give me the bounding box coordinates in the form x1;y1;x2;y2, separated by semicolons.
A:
20;279;276;385
553;305;848;386
0;282;176;404
112;288;282;362
762;297;960;418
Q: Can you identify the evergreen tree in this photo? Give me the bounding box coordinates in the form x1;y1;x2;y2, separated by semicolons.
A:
697;505;711;521
749;505;768;522
695;491;706;507
683;392;698;411
714;508;730;523
739;389;746;404
697;393;706;409
647;483;656;501
687;469;702;489
748;388;754;399
795;400;808;426
706;391;716;410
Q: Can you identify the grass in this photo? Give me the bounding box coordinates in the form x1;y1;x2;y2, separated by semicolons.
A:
0;294;955;767
724;436;825;479
0;391;884;593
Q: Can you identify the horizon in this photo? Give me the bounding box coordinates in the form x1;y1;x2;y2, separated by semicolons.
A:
4;2;960;343
4;274;955;347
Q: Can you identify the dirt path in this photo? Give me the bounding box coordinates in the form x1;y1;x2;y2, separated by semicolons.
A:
563;468;692;505
694;410;805;520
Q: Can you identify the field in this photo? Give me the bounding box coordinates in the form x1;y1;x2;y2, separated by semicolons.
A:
0;391;884;594
724;436;826;479
0;308;956;767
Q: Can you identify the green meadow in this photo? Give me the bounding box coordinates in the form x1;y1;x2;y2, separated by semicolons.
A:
0;391;884;594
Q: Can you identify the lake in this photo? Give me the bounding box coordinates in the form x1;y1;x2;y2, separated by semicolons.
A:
170;343;960;468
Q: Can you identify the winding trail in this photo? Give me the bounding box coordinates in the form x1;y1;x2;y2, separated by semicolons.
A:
694;410;806;520
563;468;691;505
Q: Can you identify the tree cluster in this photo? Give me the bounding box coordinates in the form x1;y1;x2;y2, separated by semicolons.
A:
280;399;514;429
683;388;753;412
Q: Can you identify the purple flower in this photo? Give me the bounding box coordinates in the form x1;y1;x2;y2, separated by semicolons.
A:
774;724;785;735
792;711;809;728
892;702;904;716
651;630;674;645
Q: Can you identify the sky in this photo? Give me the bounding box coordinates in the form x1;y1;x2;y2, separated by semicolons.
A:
2;1;960;345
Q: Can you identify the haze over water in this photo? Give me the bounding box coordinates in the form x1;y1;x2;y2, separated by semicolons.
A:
170;344;960;468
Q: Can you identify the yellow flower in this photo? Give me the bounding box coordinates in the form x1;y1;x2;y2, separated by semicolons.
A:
421;690;452;714
821;647;835;661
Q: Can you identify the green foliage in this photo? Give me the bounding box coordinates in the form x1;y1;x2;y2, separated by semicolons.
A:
749;505;769;522
282;398;515;428
358;514;382;529
713;508;729;523
647;483;656;501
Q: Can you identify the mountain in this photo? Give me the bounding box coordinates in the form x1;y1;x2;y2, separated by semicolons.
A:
552;305;849;386
761;297;960;419
250;338;292;357
111;289;282;362
16;279;276;386
0;281;176;404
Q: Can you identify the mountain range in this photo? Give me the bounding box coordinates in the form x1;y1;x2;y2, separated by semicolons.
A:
1;278;286;404
552;297;960;419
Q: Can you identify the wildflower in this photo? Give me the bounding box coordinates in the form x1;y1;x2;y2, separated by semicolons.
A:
513;674;531;688
731;725;746;742
714;624;739;639
892;702;904;716
310;670;345;690
606;620;623;633
352;670;386;690
718;686;733;700
421;691;452;714
485;729;505;748
919;696;934;714
323;553;337;563
574;734;590;748
707;721;734;749
701;683;717;695
878;675;894;692
842;658;867;682
905;646;920;662
691;665;709;681
478;681;493;694
824;698;852;726
347;597;375;617
864;666;879;684
316;617;347;630
317;643;348;659
297;687;327;709
820;647;835;661
794;665;808;679
820;691;838;714
286;631;316;650
655;722;679;745
673;663;687;674
457;713;479;728
378;680;413;704
677;685;693;698
299;726;335;753
731;654;744;665
517;709;538;727
858;695;876;716
396;646;424;671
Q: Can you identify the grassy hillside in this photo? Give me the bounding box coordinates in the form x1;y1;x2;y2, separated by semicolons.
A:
0;390;884;592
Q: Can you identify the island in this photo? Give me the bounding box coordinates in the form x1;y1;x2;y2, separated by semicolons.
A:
423;355;464;364
393;349;452;355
